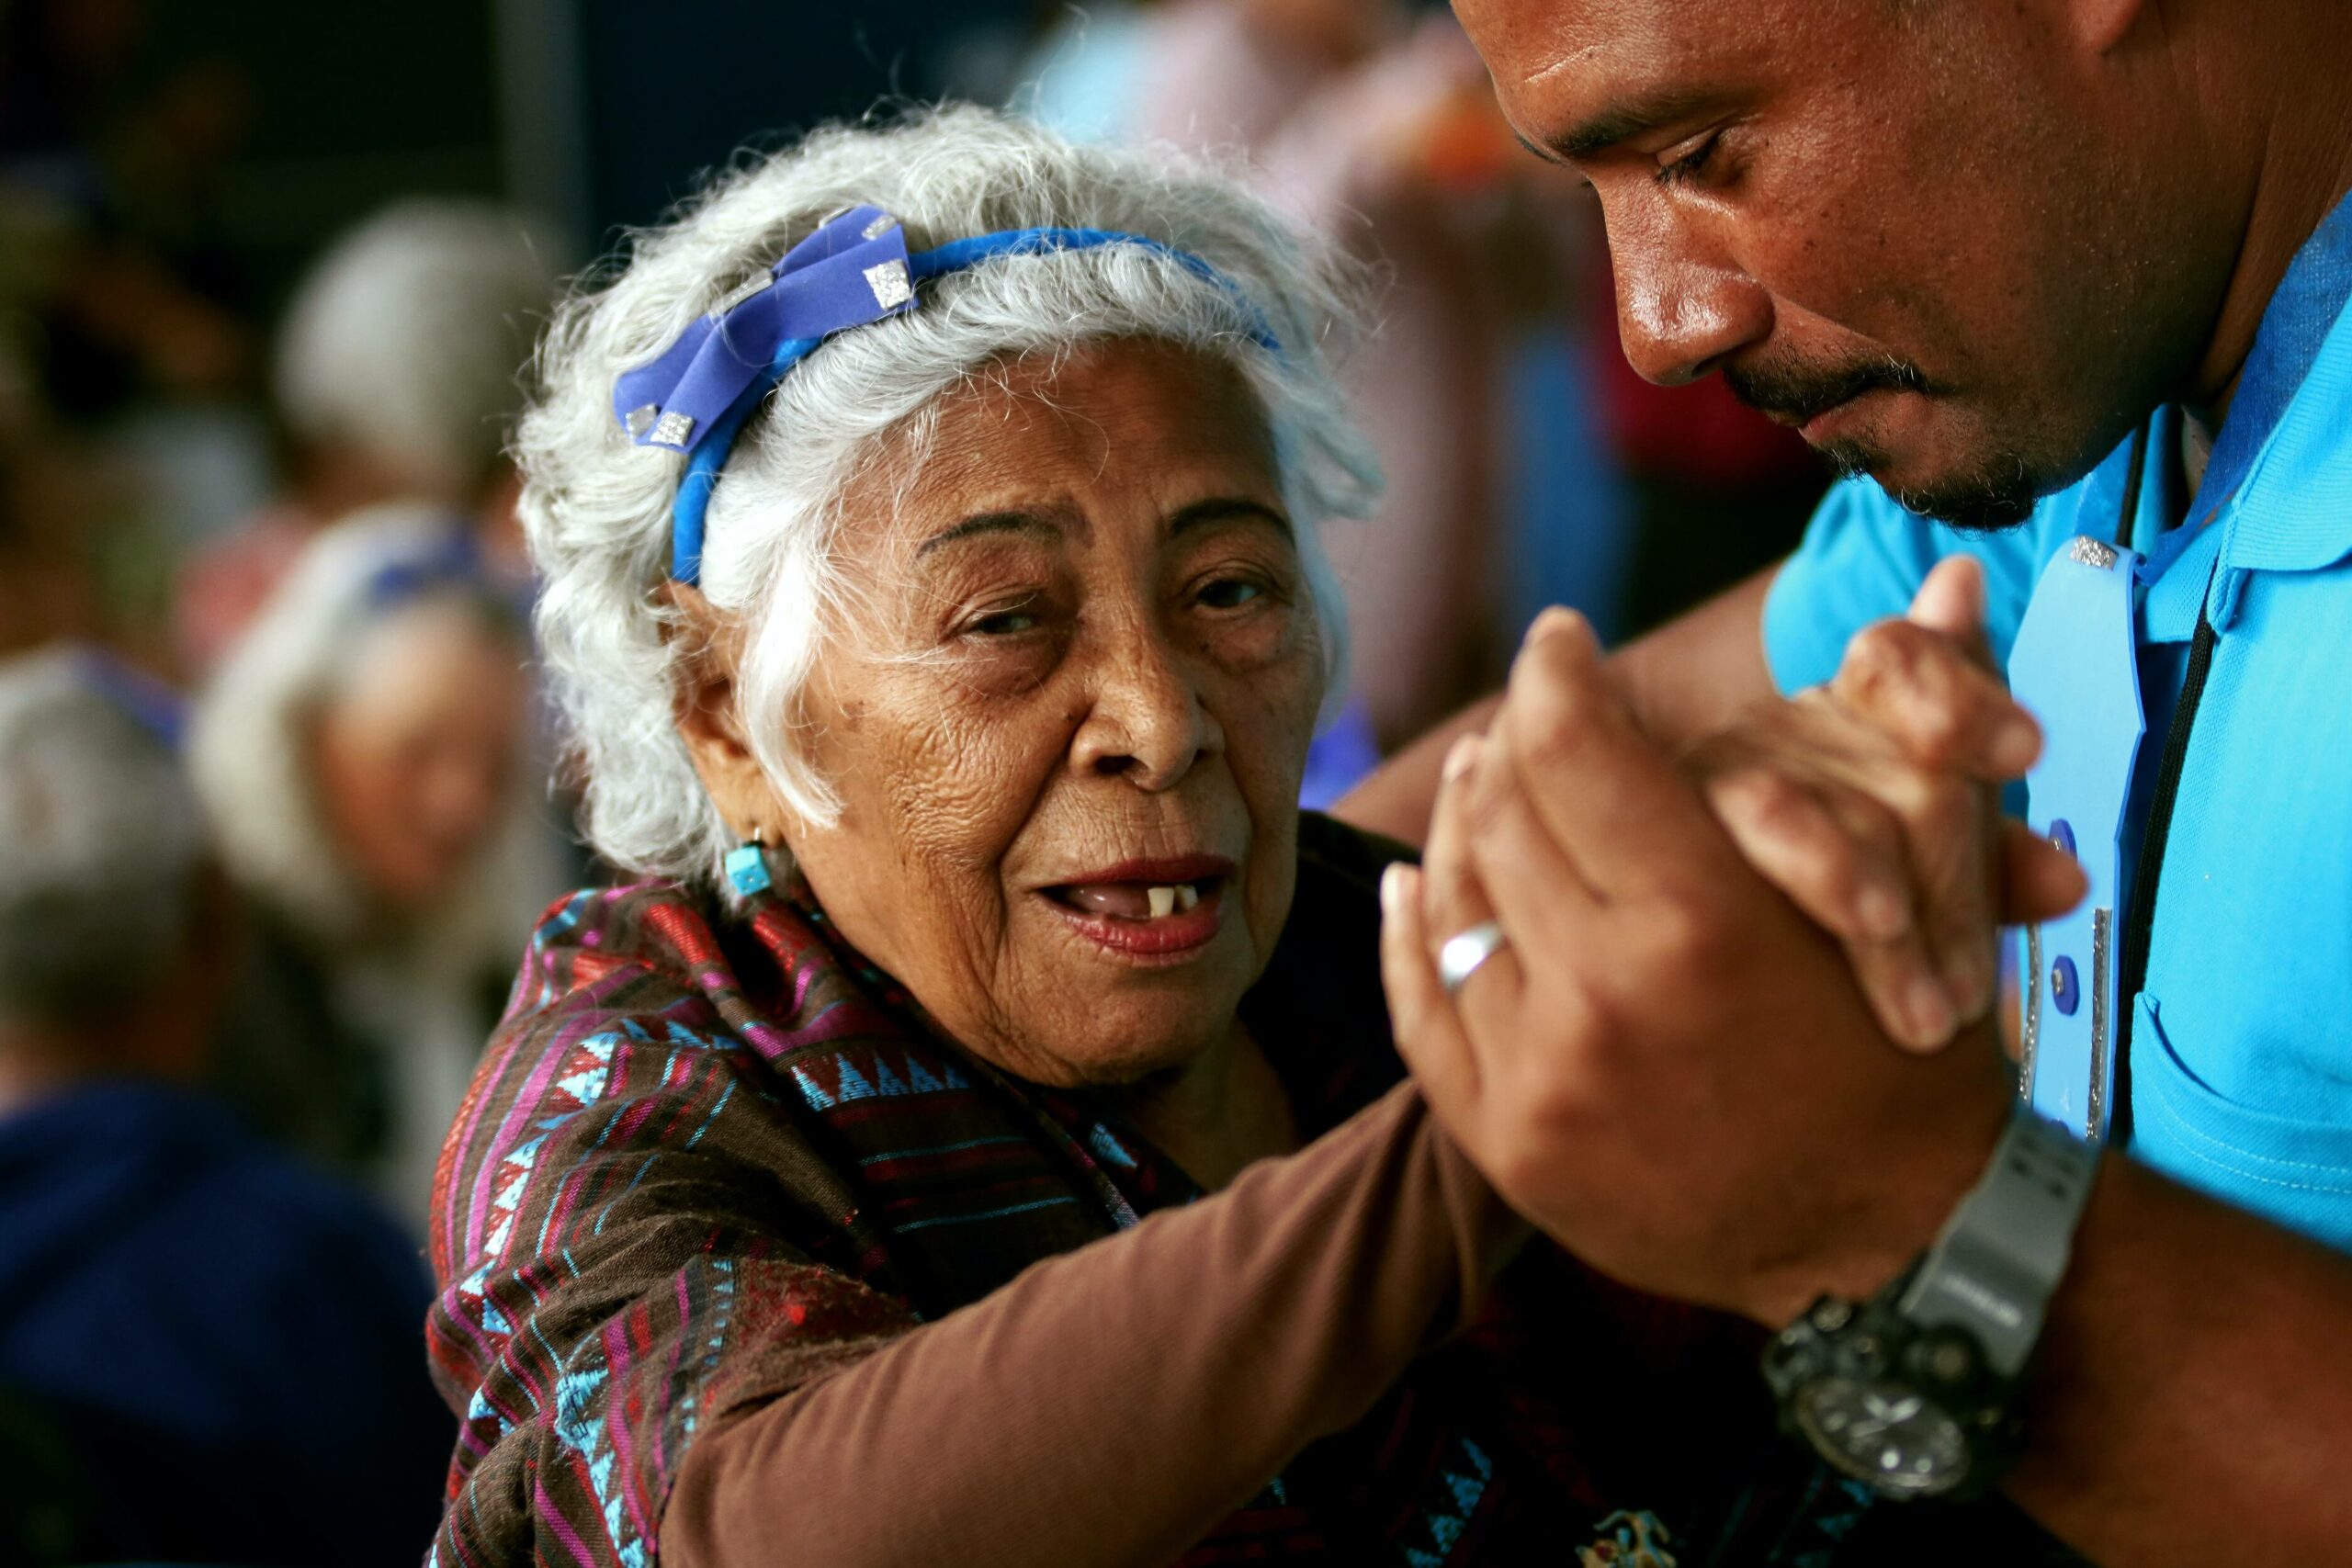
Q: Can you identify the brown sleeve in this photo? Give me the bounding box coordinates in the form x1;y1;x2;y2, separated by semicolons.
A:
663;1078;1527;1568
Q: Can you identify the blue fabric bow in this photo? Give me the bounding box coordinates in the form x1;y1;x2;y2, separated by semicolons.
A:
610;204;1278;585
611;205;917;461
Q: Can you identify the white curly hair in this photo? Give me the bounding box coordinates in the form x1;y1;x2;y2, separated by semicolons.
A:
517;105;1382;897
277;198;560;502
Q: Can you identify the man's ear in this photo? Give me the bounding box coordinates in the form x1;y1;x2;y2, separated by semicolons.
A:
661;581;780;840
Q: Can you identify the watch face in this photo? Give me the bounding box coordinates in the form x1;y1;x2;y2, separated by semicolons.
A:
1793;1376;1971;1495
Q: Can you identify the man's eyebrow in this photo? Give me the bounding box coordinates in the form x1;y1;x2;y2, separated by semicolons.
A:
1167;496;1292;538
1549;88;1720;162
916;510;1064;557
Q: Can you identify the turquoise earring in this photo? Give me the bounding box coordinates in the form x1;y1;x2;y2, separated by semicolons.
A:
725;836;772;897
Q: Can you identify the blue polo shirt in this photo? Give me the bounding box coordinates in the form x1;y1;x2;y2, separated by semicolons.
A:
1762;199;2352;1253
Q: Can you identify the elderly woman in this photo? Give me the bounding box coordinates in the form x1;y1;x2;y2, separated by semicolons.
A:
432;108;2052;1568
191;505;560;1229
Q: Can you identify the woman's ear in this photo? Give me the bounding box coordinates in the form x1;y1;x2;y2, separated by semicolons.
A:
660;582;781;840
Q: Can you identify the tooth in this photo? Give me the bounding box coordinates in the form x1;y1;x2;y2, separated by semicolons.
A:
1173;884;1199;912
1147;885;1176;919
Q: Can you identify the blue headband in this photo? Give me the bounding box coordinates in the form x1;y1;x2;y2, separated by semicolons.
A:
360;525;490;614
73;646;187;753
611;204;1279;584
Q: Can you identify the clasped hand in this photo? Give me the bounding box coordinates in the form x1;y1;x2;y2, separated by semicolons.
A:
1379;559;2087;1325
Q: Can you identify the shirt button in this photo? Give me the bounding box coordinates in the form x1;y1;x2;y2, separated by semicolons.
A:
2052;954;2081;1016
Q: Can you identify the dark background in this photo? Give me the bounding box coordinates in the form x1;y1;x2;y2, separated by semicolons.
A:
106;0;1040;314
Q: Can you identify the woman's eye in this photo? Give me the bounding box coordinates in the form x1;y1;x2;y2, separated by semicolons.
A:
968;606;1044;637
1197;577;1265;611
1655;131;1722;188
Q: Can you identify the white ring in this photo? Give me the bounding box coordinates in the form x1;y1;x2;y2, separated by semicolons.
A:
1438;919;1510;996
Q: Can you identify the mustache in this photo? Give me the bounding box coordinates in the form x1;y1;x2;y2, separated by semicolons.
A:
1723;352;1931;426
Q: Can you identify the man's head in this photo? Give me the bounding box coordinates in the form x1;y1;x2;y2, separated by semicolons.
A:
0;650;223;1084
1457;0;2256;527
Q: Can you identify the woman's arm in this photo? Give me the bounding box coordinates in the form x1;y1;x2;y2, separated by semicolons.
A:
664;1080;1524;1568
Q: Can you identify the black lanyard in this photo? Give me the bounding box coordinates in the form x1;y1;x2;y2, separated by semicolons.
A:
2106;420;2220;1145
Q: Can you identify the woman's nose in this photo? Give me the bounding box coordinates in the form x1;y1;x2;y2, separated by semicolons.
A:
1611;229;1772;388
1069;635;1217;791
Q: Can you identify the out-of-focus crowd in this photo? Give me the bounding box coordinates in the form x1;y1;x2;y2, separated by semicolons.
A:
0;1;1825;1562
0;6;560;1560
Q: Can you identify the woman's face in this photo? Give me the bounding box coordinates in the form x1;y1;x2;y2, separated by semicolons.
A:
310;602;526;916
717;341;1326;1088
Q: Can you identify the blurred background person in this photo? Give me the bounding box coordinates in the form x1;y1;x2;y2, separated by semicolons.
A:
0;647;447;1568
190;506;560;1233
175;197;556;677
1013;0;1159;145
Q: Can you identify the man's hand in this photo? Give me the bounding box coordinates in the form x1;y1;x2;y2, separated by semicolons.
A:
1690;558;2086;1051
1380;607;2016;1325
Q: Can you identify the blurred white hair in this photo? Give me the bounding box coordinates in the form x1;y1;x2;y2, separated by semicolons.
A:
519;104;1382;896
276;199;560;502
0;649;206;1026
187;503;540;957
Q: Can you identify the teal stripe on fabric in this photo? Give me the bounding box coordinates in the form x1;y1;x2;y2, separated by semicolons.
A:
889;1195;1080;1233
683;1080;735;1148
857;1134;1029;1167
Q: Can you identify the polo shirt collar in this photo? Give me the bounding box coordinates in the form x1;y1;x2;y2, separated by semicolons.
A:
2118;187;2352;641
2194;186;2352;572
2222;288;2352;573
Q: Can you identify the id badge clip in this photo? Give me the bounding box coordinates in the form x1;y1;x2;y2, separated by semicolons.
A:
2006;536;2146;1144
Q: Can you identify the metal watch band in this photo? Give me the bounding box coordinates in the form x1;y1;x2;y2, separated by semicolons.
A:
1896;1108;2101;1378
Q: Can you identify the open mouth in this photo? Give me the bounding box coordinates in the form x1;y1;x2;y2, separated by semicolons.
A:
1036;857;1235;959
1046;877;1218;920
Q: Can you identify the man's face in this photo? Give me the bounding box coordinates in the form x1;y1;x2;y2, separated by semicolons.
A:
1458;0;2228;528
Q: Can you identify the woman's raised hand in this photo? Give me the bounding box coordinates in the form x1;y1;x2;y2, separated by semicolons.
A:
1684;556;2087;1051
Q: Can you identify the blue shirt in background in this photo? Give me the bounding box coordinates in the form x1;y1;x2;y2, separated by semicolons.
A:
0;1081;450;1565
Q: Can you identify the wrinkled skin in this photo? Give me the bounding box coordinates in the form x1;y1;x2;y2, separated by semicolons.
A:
676;342;1326;1139
1453;0;2244;527
309;600;526;916
1382;610;2017;1323
1689;558;2084;1049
